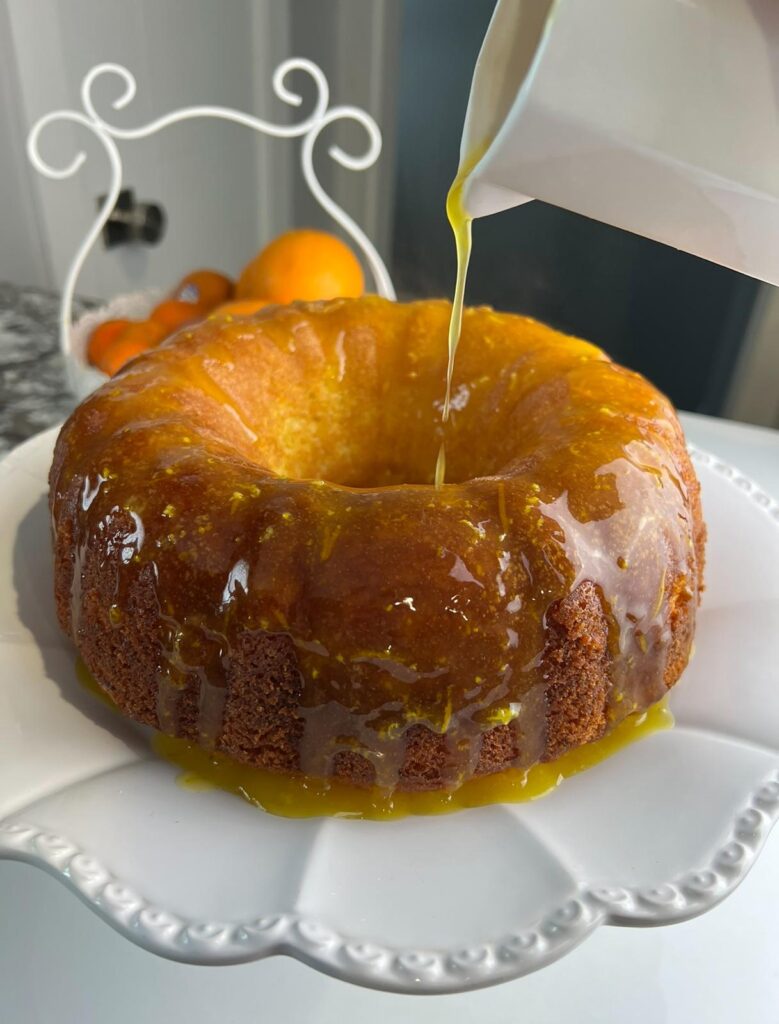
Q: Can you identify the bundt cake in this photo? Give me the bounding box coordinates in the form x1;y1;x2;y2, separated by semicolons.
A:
50;297;705;792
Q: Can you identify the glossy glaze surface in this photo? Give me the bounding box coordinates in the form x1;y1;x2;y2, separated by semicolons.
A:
52;298;702;789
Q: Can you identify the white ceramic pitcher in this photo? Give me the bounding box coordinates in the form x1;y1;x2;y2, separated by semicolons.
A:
460;0;779;285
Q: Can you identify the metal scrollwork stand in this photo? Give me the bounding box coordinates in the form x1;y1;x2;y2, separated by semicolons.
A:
27;58;396;390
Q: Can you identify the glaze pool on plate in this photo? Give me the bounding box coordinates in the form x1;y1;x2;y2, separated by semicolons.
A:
77;653;674;819
153;699;674;819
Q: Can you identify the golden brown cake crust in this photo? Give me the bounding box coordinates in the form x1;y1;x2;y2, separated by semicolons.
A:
50;298;705;791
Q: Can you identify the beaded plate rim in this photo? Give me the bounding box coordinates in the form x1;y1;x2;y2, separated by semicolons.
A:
1;765;777;994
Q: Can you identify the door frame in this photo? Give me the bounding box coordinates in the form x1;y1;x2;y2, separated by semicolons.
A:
725;284;779;428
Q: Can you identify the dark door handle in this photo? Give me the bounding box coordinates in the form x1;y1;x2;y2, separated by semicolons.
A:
99;188;166;248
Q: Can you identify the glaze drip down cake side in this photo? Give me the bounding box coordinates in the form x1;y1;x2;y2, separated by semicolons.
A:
50;298;705;794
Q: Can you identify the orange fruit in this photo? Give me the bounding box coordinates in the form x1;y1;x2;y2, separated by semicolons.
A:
212;298;272;317
150;299;203;333
174;269;233;310
236;229;364;303
94;321;166;376
87;319;132;368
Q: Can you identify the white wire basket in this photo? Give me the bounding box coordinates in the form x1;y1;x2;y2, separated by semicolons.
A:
27;58;396;400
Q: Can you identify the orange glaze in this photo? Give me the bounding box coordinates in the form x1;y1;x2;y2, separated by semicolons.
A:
54;299;702;791
437;141;486;488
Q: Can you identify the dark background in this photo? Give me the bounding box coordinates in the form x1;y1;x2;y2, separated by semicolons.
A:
391;0;760;414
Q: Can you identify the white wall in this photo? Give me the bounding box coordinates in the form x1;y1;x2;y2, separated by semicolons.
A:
0;0;52;289
289;0;400;263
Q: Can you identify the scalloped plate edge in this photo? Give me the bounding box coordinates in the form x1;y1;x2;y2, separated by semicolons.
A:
1;768;777;994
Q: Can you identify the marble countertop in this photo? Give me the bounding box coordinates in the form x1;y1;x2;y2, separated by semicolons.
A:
0;282;94;456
